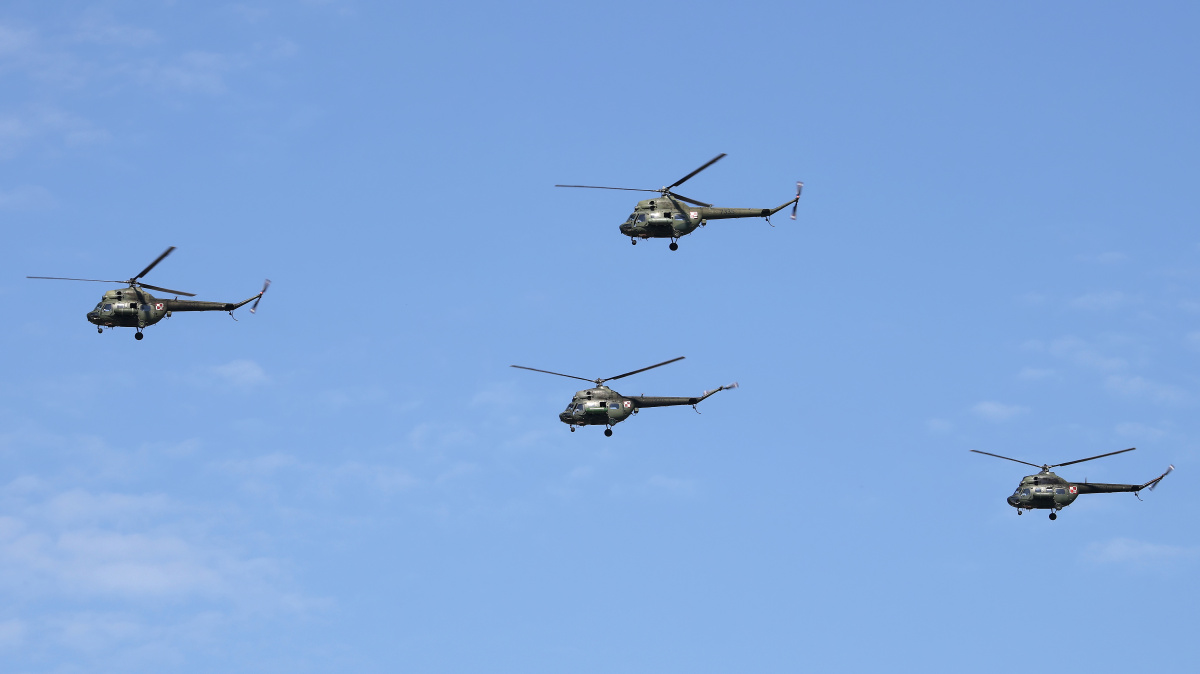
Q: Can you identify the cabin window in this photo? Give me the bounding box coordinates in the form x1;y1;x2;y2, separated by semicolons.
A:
1055;488;1065;494
674;213;684;220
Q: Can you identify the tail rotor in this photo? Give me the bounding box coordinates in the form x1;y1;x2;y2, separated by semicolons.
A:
790;182;803;220
250;279;271;314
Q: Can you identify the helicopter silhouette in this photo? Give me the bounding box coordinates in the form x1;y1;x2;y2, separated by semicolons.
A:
511;356;737;436
971;447;1173;520
28;246;269;340
556;153;802;250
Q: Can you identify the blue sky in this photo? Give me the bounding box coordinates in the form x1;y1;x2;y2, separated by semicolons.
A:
3;1;1200;671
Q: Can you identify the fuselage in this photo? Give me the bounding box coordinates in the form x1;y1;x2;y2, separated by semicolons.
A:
559;385;636;427
619;197;703;240
87;288;169;328
1006;471;1079;510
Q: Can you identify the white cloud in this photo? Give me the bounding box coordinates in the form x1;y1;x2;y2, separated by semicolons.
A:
1080;252;1127;264
1104;375;1189;404
1070;291;1135;311
1085;538;1199;565
1025;336;1127;371
971;401;1028;422
1016;367;1057;380
71;12;159;47
1114;422;1166;440
0;619;26;650
926;418;953;434
0;184;53;210
210;359;268;387
0;488;285;602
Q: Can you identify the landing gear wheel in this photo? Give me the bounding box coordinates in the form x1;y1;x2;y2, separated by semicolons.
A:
669;242;679;251
1017;510;1023;516
604;428;613;437
135;332;144;341
97;327;103;334
1049;512;1057;520
631;238;637;245
570;426;575;433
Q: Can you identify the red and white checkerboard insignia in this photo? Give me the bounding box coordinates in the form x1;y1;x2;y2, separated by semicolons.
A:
1068;485;1077;494
155;303;164;310
623;400;631;408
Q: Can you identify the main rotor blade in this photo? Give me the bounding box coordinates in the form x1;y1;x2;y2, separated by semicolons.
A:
134;246;176;280
668;153;726;189
137;282;196;297
1051;447;1136;468
969;449;1043;469
602;356;686;384
666;192;712;208
26;276;125;283
510;365;597;384
554;184;660;192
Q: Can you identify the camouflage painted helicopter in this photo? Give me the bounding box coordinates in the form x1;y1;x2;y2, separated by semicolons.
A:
971;447;1174;520
556;153;802;250
511;356;737;436
28;246;269;340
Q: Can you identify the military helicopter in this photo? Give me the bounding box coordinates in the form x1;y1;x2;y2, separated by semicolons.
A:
511;356;737;436
556;153;802;250
28;246;269;340
971;447;1174;520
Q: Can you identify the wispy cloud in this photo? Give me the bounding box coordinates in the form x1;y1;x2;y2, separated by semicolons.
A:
926;418;953;434
1084;538;1199;566
210;359;268;387
1114;421;1166;440
0;184;53;210
971;401;1028;422
1024;336;1127;371
1070;291;1135;311
1104;375;1189;404
1016;367;1057;381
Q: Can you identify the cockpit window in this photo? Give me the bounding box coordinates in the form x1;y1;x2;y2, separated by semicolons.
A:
102;304;112;312
635;214;646;223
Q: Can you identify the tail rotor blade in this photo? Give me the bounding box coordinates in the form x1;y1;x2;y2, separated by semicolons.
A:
791;182;803;220
250;279;271;314
1149;465;1174;491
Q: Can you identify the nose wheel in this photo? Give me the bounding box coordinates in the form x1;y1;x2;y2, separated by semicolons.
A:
631;238;637;245
97;326;103;334
1049;512;1057;520
570;426;575;432
604;428;613;437
669;241;679;251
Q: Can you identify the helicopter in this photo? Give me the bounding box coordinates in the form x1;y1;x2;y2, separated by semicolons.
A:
27;246;270;340
511;356;737;436
971;447;1174;520
556;153;802;250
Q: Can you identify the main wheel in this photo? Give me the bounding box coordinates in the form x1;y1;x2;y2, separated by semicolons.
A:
1049;512;1057;520
135;332;144;341
604;428;613;437
97;327;103;334
631;238;637;245
669;242;679;251
570;426;575;432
